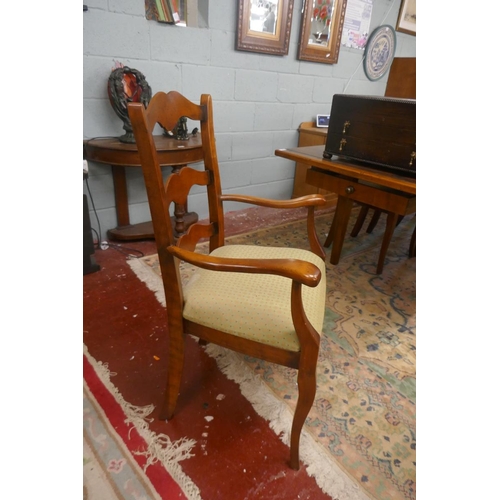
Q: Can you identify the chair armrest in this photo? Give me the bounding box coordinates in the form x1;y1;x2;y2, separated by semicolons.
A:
168;246;321;287
220;194;326;209
220;194;327;262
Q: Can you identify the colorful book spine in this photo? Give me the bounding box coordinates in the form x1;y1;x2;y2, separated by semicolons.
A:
155;0;174;23
170;0;180;23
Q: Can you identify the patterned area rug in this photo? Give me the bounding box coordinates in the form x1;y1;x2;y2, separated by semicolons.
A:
83;346;202;500
128;209;416;500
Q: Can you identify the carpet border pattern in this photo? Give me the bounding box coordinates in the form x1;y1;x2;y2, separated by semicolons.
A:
83;345;202;500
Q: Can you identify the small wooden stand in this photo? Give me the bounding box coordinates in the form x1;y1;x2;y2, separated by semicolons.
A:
84;135;203;240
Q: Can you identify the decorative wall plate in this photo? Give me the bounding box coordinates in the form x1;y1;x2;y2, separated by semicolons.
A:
363;25;397;82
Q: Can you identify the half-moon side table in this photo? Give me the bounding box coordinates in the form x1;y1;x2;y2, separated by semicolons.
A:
84;135;202;241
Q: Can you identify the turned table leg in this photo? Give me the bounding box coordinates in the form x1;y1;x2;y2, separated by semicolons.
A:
171;165;198;237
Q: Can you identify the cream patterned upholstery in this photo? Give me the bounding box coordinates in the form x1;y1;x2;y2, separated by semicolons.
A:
182;245;326;351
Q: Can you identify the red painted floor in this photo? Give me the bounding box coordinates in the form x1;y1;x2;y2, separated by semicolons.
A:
83;206;336;500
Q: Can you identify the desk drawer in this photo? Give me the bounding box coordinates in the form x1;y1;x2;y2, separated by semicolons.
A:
325;132;415;173
306;168;415;215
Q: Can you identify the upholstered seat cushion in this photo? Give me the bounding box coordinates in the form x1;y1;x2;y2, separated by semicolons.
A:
182;245;326;351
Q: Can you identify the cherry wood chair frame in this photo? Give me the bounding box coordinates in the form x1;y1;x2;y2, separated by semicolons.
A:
128;91;327;469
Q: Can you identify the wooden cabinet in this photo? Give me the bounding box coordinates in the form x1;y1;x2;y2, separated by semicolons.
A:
323;95;416;176
291;122;337;206
292;57;415;206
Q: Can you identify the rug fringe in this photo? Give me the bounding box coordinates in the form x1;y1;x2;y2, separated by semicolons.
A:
204;343;371;500
128;258;166;307
83;344;202;500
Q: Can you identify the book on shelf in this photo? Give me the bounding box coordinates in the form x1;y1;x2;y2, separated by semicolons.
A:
155;0;180;24
170;0;180;23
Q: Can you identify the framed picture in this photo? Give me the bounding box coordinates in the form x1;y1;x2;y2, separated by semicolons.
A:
236;0;294;55
298;0;348;65
396;0;416;36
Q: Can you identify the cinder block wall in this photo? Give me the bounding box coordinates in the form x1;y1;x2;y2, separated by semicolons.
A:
83;0;416;241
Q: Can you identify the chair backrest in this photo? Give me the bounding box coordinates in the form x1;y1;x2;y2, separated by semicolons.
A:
128;92;225;312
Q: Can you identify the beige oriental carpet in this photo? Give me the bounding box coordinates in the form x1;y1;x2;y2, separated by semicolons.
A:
128;208;417;500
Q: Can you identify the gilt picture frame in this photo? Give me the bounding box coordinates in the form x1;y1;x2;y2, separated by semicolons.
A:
395;0;416;36
236;0;294;55
298;0;348;65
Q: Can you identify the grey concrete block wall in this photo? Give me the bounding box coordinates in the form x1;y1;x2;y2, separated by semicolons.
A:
83;0;416;243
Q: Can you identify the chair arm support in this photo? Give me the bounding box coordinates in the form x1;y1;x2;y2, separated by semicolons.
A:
220;194;326;209
168;246;322;287
219;194;326;261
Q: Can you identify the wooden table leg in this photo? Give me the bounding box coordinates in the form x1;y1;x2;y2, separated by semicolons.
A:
171;165;198;236
107;164;198;241
325;196;353;265
174;199;187;235
108;165;156;240
111;165;130;227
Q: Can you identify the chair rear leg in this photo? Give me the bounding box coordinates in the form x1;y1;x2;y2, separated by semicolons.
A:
366;209;382;233
350;204;369;237
409;227;416;258
159;330;185;420
290;359;318;470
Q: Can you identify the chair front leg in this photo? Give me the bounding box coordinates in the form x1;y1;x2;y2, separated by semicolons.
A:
289;345;319;470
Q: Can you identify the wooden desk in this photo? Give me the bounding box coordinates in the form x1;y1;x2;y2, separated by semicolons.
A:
84;135;203;240
291;122;336;206
276;145;416;271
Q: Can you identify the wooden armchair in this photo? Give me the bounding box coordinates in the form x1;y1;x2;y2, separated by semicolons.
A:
128;91;327;469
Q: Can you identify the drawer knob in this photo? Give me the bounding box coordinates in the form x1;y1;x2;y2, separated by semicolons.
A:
409;151;416;167
345;186;355;195
339;138;347;151
342;121;350;133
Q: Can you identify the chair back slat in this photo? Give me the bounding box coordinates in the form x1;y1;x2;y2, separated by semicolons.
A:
165;167;211;207
176;222;217;252
129;91;225;247
146;91;204;132
128;91;227;311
